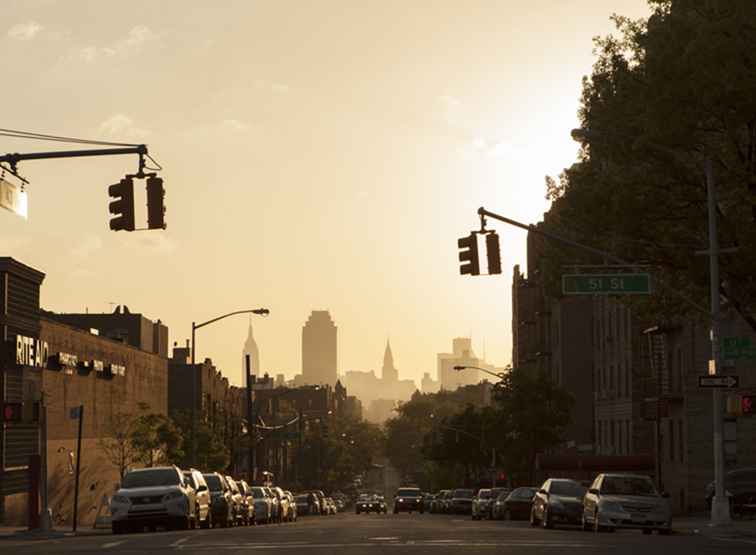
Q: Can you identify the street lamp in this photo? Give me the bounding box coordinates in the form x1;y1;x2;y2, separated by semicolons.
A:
453;365;506;381
190;308;269;467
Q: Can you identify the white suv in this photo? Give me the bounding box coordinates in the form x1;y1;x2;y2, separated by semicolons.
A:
111;466;194;533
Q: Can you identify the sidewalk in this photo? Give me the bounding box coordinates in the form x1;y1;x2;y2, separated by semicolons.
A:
0;525;111;541
673;513;756;539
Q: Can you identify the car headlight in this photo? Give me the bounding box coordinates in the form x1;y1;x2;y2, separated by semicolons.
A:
398;499;404;503
163;491;185;502
112;495;130;505
599;500;624;513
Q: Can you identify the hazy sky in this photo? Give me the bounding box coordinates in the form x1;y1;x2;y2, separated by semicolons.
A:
1;0;652;387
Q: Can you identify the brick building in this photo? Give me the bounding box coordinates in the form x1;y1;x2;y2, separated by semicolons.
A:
0;258;168;526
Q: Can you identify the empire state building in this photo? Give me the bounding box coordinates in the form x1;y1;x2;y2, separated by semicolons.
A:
241;320;260;387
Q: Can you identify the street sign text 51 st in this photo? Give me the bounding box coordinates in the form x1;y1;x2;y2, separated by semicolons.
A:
562;273;651;295
698;375;739;389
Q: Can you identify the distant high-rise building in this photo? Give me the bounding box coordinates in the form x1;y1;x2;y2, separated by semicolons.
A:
382;340;398;382
302;310;338;386
241;320;260;387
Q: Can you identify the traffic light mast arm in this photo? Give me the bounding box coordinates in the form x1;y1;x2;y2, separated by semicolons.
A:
0;145;149;176
476;206;710;315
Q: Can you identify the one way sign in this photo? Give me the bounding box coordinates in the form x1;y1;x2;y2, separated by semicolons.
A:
698;375;739;388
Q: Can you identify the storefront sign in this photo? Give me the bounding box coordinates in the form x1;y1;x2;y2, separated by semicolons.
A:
15;335;49;368
92;360;104;373
109;364;126;377
56;352;79;369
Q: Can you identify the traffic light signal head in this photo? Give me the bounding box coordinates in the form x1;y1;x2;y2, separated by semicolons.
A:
486;232;502;275
458;233;480;276
743;395;755;416
146;176;166;230
108;177;135;231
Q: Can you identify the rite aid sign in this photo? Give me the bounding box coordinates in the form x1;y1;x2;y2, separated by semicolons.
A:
16;335;49;368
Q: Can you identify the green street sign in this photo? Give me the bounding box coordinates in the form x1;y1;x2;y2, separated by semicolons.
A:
562;273;652;295
722;337;756;360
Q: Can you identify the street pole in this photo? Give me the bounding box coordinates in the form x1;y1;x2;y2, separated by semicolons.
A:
191;322;197;467
246;354;255;484
72;405;84;533
706;159;731;525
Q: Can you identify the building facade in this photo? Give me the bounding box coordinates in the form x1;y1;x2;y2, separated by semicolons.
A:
302;311;337;386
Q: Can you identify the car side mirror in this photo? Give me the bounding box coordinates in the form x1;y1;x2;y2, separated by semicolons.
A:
588;488;599;496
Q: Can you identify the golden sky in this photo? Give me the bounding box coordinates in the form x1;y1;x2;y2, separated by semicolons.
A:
0;0;652;387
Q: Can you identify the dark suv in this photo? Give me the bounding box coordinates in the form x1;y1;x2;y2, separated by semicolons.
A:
393;487;424;514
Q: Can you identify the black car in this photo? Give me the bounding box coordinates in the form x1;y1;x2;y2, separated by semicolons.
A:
449;488;475;514
500;487;537;520
705;467;756;517
356;494;385;514
530;479;586;529
393;487;424;514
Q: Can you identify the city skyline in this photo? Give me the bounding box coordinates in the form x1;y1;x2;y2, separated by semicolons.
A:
0;0;653;387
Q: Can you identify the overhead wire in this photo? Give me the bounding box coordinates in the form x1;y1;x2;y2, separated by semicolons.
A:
0;127;141;147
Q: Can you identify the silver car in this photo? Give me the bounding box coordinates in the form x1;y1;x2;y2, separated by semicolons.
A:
582;473;671;534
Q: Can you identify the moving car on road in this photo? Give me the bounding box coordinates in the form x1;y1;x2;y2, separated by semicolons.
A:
498;487;537;520
581;473;672;534
111;466;194;534
393;487;424;514
530;479;586;529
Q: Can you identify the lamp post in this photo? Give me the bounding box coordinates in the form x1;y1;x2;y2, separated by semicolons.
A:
190;308;269;467
453;365;506;381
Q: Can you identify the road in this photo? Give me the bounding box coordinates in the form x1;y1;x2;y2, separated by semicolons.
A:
2;513;754;554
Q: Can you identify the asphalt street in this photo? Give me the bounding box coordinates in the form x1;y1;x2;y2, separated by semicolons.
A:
2;513;755;554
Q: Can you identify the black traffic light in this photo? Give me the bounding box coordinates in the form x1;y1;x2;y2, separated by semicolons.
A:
486;232;502;275
743;395;755;416
146;176;166;230
458;233;480;276
3;402;23;422
109;177;135;231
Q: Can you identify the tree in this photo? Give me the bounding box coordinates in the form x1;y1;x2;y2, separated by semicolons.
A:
171;410;230;472
99;409;140;479
130;403;185;467
543;1;756;329
492;367;574;484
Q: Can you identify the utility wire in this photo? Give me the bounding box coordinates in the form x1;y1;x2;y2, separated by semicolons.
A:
0;127;142;147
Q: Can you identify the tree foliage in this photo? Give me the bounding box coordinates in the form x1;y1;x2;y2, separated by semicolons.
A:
543;0;756;328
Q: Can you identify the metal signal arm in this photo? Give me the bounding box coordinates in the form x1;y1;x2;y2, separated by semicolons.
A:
0;145;149;177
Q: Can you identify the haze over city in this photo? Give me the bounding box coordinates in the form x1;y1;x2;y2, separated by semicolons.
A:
0;0;651;386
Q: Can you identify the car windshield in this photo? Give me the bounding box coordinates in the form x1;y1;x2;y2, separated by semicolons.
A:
397;489;420;497
550;482;587;497
511;488;536;500
122;468;180;488
203;475;224;492
601;477;658;496
453;489;474;498
478;490;491;499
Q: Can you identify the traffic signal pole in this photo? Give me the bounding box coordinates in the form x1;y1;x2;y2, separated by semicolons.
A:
0;145;148;173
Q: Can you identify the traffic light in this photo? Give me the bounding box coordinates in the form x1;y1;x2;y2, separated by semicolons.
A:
108;177;135;231
743;395;755;416
146;176;166;230
3;402;23;422
458;233;480;275
486;232;502;275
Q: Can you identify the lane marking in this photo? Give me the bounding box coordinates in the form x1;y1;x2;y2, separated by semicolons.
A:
171;537;189;548
367;536;399;541
102;540;126;549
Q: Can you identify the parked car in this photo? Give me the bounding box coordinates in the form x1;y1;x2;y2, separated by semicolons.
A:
304;490;327;515
487;488;510;519
498;487;537;520
238;480;256;526
265;486;281;522
705;467;756;517
449;488;475;514
272;486;290;522
251;486;272;524
472;489;493;520
582;473;672;534
394;487;424;514
431;490;450;513
530;479;586;529
295;494;312;516
203;472;234;528
182;468;211;529
225;476;244;526
111;466;194;534
324;497;337;515
440;489;454;513
285;491;298;521
374;495;388;514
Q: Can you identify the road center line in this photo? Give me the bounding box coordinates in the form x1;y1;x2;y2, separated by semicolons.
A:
102;540;126;549
171;537;189;547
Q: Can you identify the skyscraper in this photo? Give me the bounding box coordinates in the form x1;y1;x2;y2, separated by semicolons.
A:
382;340;398;382
241;319;260;387
302;310;337;386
